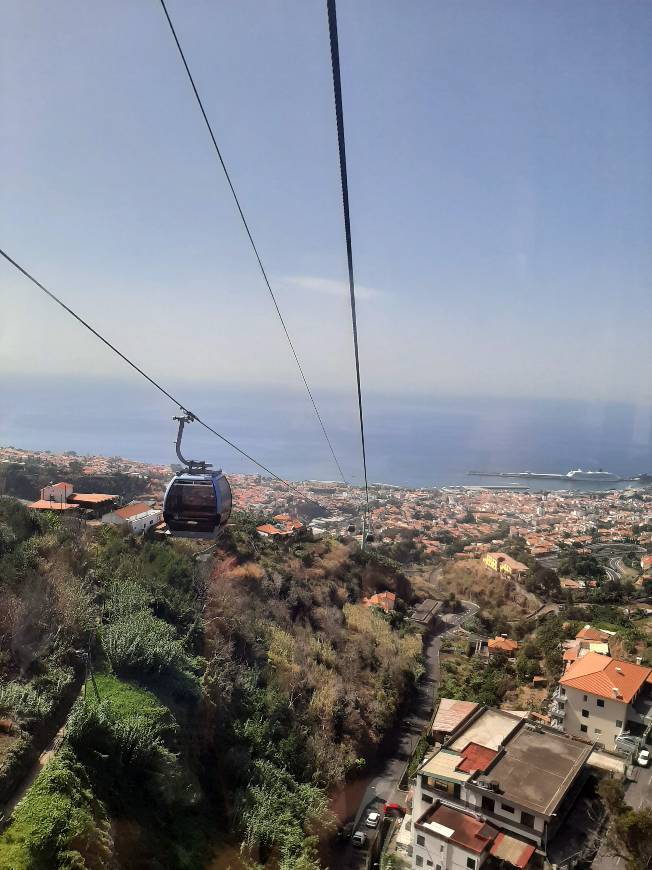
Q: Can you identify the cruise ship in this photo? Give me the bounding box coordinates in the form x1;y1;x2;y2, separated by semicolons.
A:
565;468;620;482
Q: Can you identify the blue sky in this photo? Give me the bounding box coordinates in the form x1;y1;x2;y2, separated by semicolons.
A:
2;0;652;414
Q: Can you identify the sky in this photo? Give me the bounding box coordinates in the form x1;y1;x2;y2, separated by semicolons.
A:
2;1;652;479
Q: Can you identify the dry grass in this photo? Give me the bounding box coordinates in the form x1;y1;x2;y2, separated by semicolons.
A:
435;560;541;621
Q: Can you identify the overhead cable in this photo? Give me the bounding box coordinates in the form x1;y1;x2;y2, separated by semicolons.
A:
325;0;371;522
157;0;347;485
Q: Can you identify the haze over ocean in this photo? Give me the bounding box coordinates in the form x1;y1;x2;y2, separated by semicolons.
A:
2;376;651;489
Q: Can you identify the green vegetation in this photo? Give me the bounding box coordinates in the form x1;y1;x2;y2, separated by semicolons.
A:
0;749;113;870
438;652;515;706
0;498;423;869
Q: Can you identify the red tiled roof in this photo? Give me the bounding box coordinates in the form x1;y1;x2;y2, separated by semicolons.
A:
421;803;498;854
28;500;78;511
488;636;518;654
256;524;285;536
69;493;116;504
560;651;651;703
363;591;396;612
576;625;611;642
456;742;497;774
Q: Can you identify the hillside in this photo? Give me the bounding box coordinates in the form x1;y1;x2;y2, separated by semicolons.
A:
0;499;423;869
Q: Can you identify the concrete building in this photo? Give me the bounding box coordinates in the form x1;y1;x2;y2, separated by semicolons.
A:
101;502;162;534
413;707;592;852
482;553;528;579
551;651;652;749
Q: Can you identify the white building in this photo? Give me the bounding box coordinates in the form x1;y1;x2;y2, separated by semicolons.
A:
551;651;652;749
412;801;500;870
413;707;592;855
40;482;74;505
101;502;162;534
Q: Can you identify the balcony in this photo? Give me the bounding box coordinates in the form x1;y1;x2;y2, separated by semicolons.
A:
552;686;565;702
549;701;566;719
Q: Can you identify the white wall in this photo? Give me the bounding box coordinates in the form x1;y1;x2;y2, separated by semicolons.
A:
127;510;162;535
41;483;73;503
562;685;628;747
412;827;487;870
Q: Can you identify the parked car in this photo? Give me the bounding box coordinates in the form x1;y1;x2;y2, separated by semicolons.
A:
637;749;650;767
351;831;367;848
384;802;406;817
366;811;381;828
336;822;354;842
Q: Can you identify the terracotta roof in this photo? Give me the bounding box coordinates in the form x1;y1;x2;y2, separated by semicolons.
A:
560;651;651;703
488;636;518;654
431;699;479;735
28;500;78;511
363;591;396;612
69;493;116;504
256;524;285;536
419;802;497;854
490;832;536;868
576;625;611;642
456;742;497;774
114;502;157;520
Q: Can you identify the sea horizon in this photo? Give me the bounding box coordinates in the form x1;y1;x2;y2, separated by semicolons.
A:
2;375;651;490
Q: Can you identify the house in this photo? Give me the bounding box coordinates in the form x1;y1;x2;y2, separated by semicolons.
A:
101;502;162;534
256;515;304;538
487;636;519;657
29;482;116;517
482;552;528;579
551;651;652;749
413;707;592;851
363;591;396;613
410;598;442;628
560;624;612;670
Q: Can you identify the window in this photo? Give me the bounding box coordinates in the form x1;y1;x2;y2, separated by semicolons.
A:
616;720;623;728
422;794;433;804
583;695;588;702
521;811;536;829
582;709;590;718
482;796;495;812
594;728;602;735
417;835;425;847
501;803;515;813
427;862;433;868
580;724;588;733
416;858;423;868
597;698;605;708
466;859;476;870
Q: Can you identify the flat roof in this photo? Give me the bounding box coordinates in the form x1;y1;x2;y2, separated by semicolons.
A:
478;725;592;816
450;708;521;752
420;749;472;784
418;802;498;854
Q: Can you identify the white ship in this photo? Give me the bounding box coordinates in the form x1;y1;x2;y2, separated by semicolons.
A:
565;468;620;482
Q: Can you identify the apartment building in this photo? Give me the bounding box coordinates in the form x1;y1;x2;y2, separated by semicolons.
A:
551;651;652;748
482;553;528;578
413;706;592;855
412;801;535;870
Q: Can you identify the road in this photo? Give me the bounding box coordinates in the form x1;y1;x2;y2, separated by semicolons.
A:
592;765;652;869
329;601;478;869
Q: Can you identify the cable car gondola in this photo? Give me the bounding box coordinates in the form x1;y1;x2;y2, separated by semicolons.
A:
163;413;232;539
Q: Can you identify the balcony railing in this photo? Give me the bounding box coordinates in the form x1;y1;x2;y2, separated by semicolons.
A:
549;701;566;718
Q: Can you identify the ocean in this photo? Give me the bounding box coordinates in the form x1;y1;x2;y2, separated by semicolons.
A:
2;375;651;490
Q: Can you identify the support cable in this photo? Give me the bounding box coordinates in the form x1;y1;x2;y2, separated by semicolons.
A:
157;0;347;485
325;0;371;531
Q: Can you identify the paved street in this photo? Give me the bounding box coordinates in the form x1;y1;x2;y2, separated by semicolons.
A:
328;602;478;869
